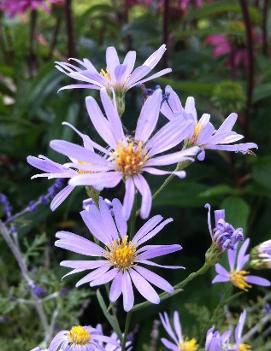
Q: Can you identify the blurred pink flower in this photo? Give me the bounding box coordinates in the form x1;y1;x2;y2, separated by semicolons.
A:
0;0;63;17
206;30;261;71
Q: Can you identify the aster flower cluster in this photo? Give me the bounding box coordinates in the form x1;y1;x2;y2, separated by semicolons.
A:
25;45;270;351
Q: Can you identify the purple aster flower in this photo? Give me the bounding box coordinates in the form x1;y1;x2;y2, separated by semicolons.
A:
95;324;133;351
160;311;199;351
205;327;231;351
47;324;117;351
28;88;199;218
27;123;104;211
56;197;184;312
230;310;251;351
205;203;244;251
55;45;171;94
251;240;271;269
161;85;257;161
212;239;270;291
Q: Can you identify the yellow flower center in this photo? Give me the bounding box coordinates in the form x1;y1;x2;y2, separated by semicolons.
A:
113;140;148;176
100;68;111;81
104;236;136;269
69;326;91;345
190;122;202;144
179;338;198;351
239;343;251;351
229;270;251;291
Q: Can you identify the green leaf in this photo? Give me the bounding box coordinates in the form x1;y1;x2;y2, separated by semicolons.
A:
158;78;215;96
221;196;250;230
253;84;271;103
252;156;271;190
96;290;122;340
187;1;261;24
199;184;235;198
153;181;208;207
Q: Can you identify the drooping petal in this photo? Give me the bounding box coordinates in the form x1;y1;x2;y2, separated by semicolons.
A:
133;174;152;219
122;271;134;312
109;271;123;302
129;268;160;304
134;266;173;293
69;172;122;188
76;264;111;287
90;268;119;287
122;177;135;220
161;338;179;351
50;185;74;211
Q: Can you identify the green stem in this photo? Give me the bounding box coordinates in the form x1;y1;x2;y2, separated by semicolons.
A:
96;289;122;340
132;262;210;312
121;311;132;351
152;160;191;202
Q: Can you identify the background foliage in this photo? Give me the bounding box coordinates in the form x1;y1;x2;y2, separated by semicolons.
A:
0;0;271;349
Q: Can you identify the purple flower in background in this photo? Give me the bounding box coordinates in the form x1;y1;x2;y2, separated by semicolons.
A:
55;45;171;93
161;85;257;161
205;327;231;351
205;203;243;251
47;324;116;351
160;311;199;351
56;197;183;312
28;88;198;218
95;324;133;351
212;239;270;291
230;311;251;351
251;240;271;269
0;0;60;17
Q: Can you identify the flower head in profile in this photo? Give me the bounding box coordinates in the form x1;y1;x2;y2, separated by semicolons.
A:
251;240;271;269
56;197;183;312
55;45;171;94
161;85;257;161
46;324;116;351
205;327;231;351
205;311;250;351
28;88;198;218
212;239;270;291
231;311;251;351
160;311;198;351
205;203;244;251
95;325;133;351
